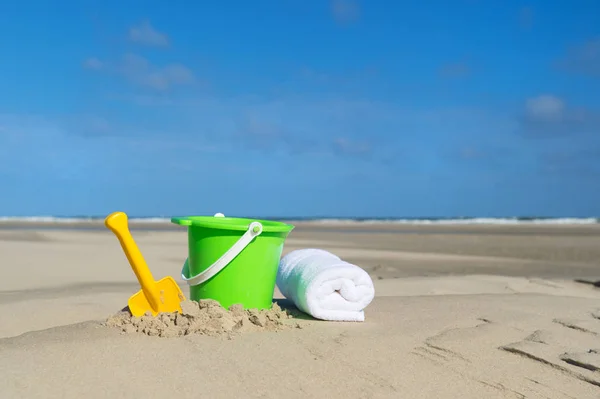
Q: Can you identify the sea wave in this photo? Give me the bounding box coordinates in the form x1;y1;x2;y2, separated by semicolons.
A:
0;216;172;224
300;217;599;225
0;216;597;225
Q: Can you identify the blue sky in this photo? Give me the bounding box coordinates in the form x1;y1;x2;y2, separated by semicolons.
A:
0;0;599;218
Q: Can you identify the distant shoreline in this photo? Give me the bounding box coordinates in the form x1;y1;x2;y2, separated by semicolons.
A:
0;216;597;226
2;220;600;237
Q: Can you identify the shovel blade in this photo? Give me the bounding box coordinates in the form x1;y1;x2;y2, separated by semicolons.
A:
127;276;186;317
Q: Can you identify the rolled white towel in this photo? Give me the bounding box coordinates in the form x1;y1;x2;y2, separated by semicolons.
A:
276;248;375;322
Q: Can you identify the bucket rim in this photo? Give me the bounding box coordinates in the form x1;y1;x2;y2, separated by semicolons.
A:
170;216;295;233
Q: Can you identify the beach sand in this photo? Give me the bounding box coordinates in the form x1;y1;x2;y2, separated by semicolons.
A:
1;223;599;398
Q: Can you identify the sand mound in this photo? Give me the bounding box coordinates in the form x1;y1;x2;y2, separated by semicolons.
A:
105;299;297;338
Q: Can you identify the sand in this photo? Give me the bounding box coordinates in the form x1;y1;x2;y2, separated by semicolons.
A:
106;299;296;338
1;223;600;398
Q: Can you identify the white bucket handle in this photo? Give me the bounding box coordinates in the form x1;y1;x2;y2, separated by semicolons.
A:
181;220;263;287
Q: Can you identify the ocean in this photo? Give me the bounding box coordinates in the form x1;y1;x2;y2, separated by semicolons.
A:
0;216;597;225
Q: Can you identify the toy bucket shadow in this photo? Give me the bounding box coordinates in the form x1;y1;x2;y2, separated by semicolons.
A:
273;298;316;321
574;278;600;288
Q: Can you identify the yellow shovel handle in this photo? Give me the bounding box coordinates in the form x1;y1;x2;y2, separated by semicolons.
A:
105;212;160;311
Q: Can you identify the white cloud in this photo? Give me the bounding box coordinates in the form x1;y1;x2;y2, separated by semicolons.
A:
520;94;599;137
128;20;169;47
525;95;565;122
0;113;219;181
85;53;195;91
83;57;103;70
331;0;360;24
439;62;471;78
518;6;534;30
558;37;600;77
333;137;370;155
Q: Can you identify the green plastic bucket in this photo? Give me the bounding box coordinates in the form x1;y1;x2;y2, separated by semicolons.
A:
171;215;294;310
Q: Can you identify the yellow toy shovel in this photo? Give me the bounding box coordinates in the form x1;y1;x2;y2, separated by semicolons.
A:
105;211;185;317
